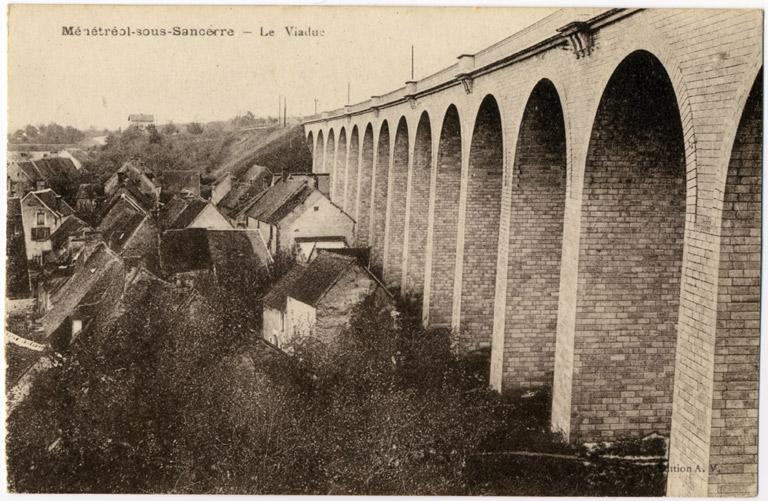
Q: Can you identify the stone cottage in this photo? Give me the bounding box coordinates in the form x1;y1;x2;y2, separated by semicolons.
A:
262;251;392;349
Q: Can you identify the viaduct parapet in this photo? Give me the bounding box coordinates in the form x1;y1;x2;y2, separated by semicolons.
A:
302;8;762;496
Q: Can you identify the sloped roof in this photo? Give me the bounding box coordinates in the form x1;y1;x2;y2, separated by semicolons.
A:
263;264;307;310
101;184;155;216
288;253;358;307
24;189;75;218
223;182;270;217
160;170;201;195
39;243;124;338
160;195;228;230
33;157;78;181
239;178;314;224
16;157;78;184
64;148;92;164
159;228;270;277
50;216;90;251
128;114;154;122
97;197;148;252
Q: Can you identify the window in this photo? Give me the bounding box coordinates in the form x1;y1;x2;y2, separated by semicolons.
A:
314;206;319;211
31;226;50;241
36;211;45;226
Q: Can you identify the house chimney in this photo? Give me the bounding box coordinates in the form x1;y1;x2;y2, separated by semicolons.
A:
282;169;289;181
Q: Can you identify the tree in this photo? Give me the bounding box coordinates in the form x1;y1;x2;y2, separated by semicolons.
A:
147;124;162;144
162;122;178;135
186;122;204;135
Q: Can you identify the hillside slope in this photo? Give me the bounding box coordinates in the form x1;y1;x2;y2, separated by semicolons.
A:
214;125;312;179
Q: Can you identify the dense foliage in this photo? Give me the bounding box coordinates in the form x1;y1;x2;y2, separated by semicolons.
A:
8;123;86;145
7;288;667;494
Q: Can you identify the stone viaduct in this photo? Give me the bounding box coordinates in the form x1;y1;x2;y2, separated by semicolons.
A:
302;8;762;496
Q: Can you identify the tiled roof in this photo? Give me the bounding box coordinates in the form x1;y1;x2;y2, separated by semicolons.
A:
239;178;314;224
39;243;124;338
26;189;75;218
97;197;147;252
288;253;357;307
50;216;90;251
160;170;201;195
171;198;209;229
16;157;78;184
159;228;270;277
262;264;307;310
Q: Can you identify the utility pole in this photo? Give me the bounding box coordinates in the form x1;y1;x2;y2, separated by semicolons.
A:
283;97;287;127
278;96;281;125
314;98;318;114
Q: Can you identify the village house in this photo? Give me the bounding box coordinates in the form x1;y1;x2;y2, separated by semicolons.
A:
7;156;78;198
216;164;274;218
262;251;392;349
128;113;155;130
235;176;354;257
160;170;201;199
104;161;161;202
97;189;159;270
159;194;232;231
159;228;271;290
36;241;125;349
19;188;75;262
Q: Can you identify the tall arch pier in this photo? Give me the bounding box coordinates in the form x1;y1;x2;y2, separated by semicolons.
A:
303;8;762;496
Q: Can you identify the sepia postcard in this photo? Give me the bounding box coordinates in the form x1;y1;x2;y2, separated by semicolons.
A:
4;3;763;497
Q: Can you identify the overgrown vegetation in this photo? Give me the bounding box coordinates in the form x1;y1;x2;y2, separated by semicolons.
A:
7;288;667;494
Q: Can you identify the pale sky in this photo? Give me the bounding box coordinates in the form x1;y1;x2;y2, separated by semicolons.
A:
7;4;556;130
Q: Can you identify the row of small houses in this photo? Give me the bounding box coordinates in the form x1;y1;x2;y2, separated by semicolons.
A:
7;159;393;411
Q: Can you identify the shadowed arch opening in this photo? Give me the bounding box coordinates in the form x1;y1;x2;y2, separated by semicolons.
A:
709;70;762;495
384;117;409;290
569;50;686;440
316;129;325;173
326;129;336;196
333;128;347;203
460;95;504;353
501;79;567;389
346;126;360;213
357;124;375;245
404;112;432;299
428;105;462;326
370;121;390;274
307;131;315;170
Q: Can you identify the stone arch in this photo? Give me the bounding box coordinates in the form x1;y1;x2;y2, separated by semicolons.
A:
428;104;462;327
346;125;360;213
370;120;391;274
357;124;375;245
404;111;432;299
334;127;347;204
384;117;409;290
307;130;315;171
500;79;567;389
706;70;761;496
316;129;325;173
327;129;336;197
459;94;504;354
564;50;687;441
